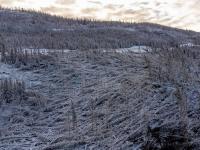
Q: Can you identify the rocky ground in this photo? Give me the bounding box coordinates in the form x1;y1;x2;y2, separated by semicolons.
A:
0;49;200;150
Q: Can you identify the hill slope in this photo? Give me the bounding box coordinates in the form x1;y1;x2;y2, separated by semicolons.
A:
0;7;200;50
0;7;200;150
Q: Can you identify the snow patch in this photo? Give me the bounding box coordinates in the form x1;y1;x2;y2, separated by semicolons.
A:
115;46;151;53
22;48;71;55
180;42;200;47
0;63;41;87
52;28;64;32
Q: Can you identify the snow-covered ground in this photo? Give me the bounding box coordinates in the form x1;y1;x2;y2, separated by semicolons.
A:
21;46;150;55
180;42;200;47
0;50;146;149
0;49;199;149
22;48;71;55
115;46;152;53
0;63;41;88
52;28;64;32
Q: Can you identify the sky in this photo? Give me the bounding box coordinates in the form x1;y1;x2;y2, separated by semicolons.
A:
0;0;199;31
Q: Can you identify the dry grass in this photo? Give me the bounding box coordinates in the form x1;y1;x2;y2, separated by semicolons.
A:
144;47;199;83
1;47;55;69
142;46;200;149
0;78;46;107
0;78;26;104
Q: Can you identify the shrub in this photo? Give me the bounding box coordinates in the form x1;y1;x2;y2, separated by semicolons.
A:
0;78;27;104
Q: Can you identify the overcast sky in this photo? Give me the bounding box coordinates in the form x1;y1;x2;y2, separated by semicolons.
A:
0;0;199;31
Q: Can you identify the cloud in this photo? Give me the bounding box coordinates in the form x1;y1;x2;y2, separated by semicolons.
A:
0;0;15;6
104;4;124;10
56;0;75;5
41;6;73;16
88;0;102;5
104;1;197;30
81;7;98;14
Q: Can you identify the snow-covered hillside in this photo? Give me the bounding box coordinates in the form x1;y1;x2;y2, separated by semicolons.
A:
0;6;200;150
0;47;200;149
1;7;200;50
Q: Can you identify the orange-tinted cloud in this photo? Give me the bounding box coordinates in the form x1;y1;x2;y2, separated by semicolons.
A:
0;0;14;5
88;1;102;5
56;0;75;5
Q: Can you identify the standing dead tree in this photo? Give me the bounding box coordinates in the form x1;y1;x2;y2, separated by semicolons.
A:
0;34;6;62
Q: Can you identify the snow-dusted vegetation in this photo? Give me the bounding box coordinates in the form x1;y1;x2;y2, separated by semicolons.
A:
0;7;200;150
1;7;200;50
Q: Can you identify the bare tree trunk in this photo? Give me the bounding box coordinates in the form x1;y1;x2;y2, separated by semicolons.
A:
174;84;189;143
